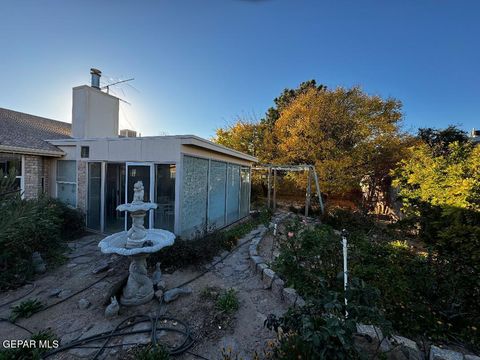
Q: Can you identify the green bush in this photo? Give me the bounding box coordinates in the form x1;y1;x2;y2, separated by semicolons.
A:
149;208;271;271
0;195;85;290
279;211;480;350
268;285;389;360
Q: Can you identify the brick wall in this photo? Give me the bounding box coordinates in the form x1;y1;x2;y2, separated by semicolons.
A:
77;160;87;212
23;155;44;199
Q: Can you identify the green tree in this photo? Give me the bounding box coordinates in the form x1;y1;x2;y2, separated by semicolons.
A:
214;81;409;205
274;85;408;200
393;137;479;212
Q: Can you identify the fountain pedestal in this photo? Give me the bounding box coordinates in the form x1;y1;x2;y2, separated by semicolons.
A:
121;255;154;306
98;181;175;306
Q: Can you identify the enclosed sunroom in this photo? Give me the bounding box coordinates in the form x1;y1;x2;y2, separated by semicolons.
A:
48;135;255;239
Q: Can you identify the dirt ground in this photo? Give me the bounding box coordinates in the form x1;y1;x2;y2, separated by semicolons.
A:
0;223;288;360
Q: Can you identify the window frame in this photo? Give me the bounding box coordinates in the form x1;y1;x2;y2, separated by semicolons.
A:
56;160;78;207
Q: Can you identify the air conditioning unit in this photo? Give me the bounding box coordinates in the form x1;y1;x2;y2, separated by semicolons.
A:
120;129;137;138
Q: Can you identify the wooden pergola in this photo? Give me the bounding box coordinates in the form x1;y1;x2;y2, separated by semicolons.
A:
252;164;324;216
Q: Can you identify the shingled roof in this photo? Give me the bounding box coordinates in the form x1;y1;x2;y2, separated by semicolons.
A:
0;107;71;156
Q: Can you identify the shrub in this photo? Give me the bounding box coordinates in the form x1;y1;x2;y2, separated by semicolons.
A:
0;195;85;290
267;288;389;360
276;212;480;350
149;208;271;272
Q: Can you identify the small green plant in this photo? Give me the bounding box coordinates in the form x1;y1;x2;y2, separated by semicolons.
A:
10;299;43;322
216;288;239;314
133;344;170;360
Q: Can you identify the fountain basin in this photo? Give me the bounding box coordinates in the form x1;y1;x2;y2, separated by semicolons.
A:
99;229;175;256
116;203;157;213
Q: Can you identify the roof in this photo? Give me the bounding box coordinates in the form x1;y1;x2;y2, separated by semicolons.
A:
0;107;71;156
49;135;258;162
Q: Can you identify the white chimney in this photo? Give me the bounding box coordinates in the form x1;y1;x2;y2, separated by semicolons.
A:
71;69;119;138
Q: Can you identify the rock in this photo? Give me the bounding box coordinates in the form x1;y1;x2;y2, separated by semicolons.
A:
256;263;268;275
271;278;285;297
163;287;192;303
465;355;480;360
262;268;276;288
59;289;72;298
355;324;390;352
429;346;463;360
390;335;421;360
92;261;109;274
78;298;90;310
249;245;258;256
67;263;78;268
154;289;164;301
48;288;62;297
295;296;306;308
282;287;298;306
32;252;46;274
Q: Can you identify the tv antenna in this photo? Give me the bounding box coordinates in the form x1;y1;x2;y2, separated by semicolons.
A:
102;78;135;95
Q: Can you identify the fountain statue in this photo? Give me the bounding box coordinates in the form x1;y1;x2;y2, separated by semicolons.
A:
98;181;175;306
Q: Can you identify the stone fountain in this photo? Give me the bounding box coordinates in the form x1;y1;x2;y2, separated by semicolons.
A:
98;181;175;306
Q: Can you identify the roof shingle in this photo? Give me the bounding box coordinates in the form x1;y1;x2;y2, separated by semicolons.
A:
0;107;71;155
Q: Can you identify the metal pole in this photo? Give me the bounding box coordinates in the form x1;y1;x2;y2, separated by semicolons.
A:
341;229;348;317
273;168;277;211
305;168;311;217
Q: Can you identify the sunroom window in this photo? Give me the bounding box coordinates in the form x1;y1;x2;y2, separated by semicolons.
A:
56;160;77;207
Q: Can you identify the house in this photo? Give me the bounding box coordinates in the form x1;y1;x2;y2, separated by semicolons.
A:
0;69;256;238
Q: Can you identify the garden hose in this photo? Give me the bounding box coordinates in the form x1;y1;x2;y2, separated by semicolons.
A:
3;227;262;359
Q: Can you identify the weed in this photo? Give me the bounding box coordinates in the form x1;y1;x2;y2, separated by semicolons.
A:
133;344;170;360
216;288;239;314
10;298;43;322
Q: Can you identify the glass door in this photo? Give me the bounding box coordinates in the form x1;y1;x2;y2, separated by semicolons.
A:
125;163;154;230
87;162;102;231
105;163;125;233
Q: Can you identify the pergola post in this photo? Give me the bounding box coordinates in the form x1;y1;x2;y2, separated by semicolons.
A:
273;168;277;211
305;168;311;217
267;167;271;209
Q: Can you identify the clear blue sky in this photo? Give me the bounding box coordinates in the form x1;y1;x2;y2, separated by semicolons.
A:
1;0;479;138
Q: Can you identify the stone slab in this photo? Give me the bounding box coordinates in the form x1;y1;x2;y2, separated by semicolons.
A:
262;268;276;288
271;278;285;298
282;287;298;306
429;346;463;360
